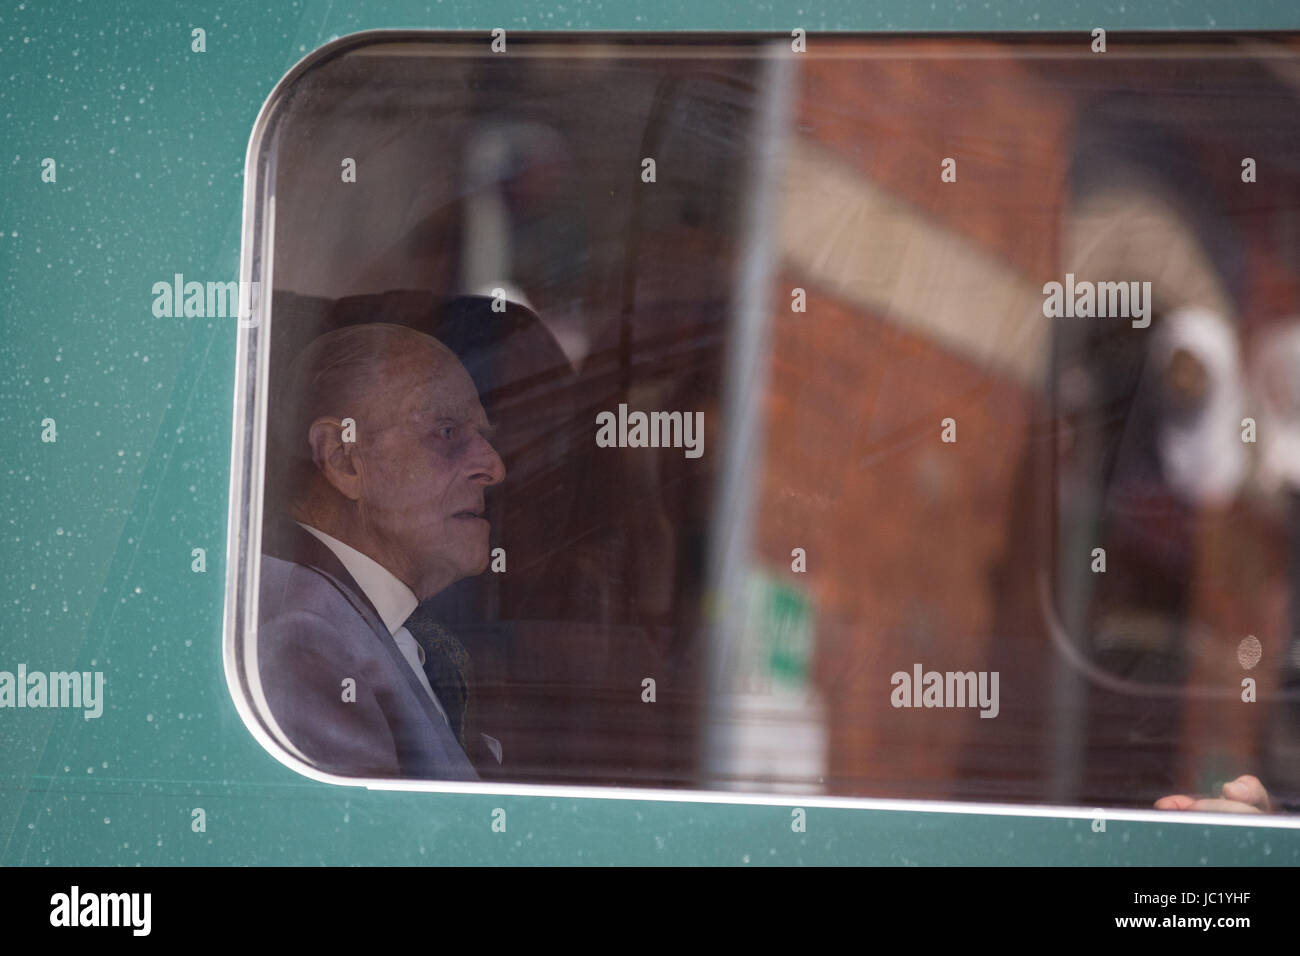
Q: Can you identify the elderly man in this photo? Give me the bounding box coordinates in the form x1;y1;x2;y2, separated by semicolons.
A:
257;322;506;780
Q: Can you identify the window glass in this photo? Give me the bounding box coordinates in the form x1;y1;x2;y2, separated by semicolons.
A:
230;33;1300;815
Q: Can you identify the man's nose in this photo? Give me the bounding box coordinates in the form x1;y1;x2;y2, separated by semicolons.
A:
469;434;506;485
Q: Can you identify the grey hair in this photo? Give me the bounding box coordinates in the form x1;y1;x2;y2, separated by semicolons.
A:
271;322;455;508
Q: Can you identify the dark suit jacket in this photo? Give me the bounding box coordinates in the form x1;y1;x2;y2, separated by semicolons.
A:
256;518;478;781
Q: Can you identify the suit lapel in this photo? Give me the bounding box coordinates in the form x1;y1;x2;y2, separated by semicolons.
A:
261;517;468;759
263;517;389;640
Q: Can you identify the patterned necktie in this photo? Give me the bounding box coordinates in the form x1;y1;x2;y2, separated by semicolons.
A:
403;612;474;752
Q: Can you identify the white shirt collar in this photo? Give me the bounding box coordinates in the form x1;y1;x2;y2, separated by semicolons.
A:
295;522;419;636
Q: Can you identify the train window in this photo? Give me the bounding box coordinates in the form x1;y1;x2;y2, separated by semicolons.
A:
226;32;1300;817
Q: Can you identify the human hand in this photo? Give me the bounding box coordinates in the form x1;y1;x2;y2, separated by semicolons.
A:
1154;774;1271;814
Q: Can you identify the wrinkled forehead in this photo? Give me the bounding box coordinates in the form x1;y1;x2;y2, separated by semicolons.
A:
384;343;486;425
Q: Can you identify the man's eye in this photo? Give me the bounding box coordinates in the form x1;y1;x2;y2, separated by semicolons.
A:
437;425;458;441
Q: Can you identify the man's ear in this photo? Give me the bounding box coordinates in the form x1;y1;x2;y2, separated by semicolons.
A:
307;417;364;500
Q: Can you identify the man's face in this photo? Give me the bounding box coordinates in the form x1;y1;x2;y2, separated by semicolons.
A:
356;343;505;598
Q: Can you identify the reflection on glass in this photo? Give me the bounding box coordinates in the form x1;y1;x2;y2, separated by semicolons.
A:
235;33;1300;815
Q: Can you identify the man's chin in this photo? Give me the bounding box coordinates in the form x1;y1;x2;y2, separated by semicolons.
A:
462;543;492;577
